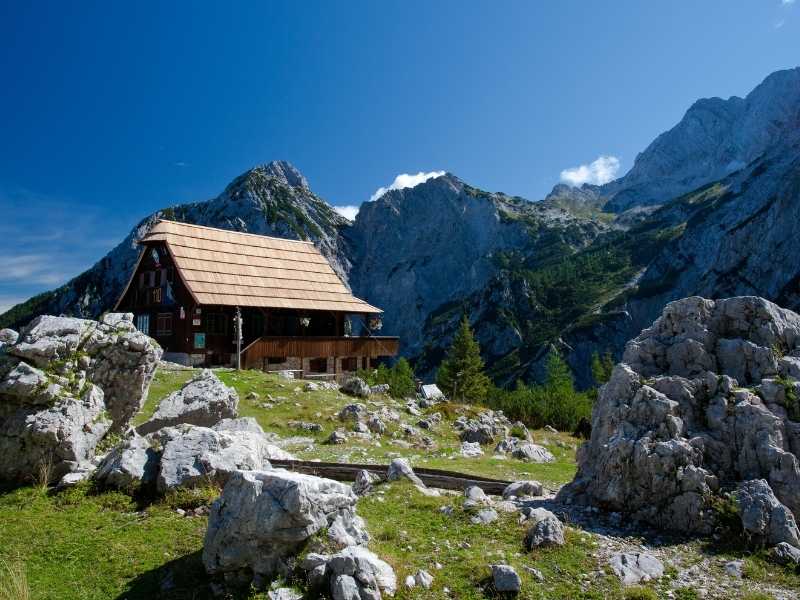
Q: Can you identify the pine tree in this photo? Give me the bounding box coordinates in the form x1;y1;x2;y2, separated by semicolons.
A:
436;315;490;403
388;357;415;398
590;350;615;385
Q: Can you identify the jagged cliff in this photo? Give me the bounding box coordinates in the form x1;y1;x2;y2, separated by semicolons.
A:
4;68;800;389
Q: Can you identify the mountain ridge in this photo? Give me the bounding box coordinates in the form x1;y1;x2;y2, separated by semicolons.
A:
4;67;800;388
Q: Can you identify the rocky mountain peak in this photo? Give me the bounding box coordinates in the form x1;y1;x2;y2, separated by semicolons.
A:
602;66;800;212
252;160;310;190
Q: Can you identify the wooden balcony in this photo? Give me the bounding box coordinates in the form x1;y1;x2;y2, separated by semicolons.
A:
241;335;400;370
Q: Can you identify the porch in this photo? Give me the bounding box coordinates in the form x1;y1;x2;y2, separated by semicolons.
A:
240;335;400;380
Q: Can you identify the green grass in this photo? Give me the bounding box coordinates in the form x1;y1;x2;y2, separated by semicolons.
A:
358;481;626;599
0;484;213;600
4;367;798;599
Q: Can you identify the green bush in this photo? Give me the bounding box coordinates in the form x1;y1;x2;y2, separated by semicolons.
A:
623;587;658;600
486;350;592;431
357;357;416;399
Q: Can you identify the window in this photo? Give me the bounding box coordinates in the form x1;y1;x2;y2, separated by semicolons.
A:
146;271;156;287
138;273;145;288
194;332;206;349
135;314;150;335
156;313;173;336
308;357;328;373
341;357;359;372
204;313;227;335
267;356;286;365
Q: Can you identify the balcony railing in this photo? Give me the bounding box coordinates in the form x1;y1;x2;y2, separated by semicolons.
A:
240;335;399;370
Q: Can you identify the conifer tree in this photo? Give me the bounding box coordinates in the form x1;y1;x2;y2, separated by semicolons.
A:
590;350;615;385
436;315;490;403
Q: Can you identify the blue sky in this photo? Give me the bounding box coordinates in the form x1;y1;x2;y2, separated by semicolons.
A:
1;0;798;313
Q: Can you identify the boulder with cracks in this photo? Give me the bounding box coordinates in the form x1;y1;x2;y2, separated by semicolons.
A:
559;296;800;544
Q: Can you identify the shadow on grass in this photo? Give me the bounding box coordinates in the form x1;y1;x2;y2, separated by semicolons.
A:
114;550;279;600
112;550;212;600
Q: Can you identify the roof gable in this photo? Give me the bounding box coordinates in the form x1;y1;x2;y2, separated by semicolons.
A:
131;220;381;313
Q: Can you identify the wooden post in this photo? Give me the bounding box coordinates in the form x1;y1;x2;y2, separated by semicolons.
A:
235;306;242;370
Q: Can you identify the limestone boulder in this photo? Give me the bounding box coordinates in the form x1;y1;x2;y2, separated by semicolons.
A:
8;313;161;429
203;470;365;581
608;552;664;585
524;508;565;548
341;377;371;398
0;328;18;348
0;383;111;481
138;369;238;434
386;457;425;487
156;420;293;492
93;433;160;491
735;479;800;548
559;297;800;540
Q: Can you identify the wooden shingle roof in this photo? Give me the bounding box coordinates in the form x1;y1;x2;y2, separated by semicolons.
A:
134;220;381;313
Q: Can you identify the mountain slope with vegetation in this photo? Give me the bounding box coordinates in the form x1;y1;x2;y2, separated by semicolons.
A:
4;68;800;391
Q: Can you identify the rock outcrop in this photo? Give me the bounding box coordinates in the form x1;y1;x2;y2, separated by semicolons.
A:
7;313;161;428
137;369;238;434
560;296;800;544
202;469;368;583
302;546;397;599
0;313;160;481
94;418;293;493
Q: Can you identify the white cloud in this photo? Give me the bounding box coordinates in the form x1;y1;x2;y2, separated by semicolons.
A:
334;205;360;221
560;155;621;186
782;0;795;6
0;254;67;285
369;171;446;202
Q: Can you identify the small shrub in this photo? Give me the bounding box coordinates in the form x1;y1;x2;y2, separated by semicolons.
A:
708;493;742;544
740;593;774;600
509;423;528;439
162;484;221;510
0;558;30;600
623;586;658;600
95;431;122;454
33;454;53;491
674;588;699;600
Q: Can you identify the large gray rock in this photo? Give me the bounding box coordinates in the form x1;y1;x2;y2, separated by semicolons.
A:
560;297;800;537
735;479;800;548
503;480;543;499
0;383;111;481
0;328;18;347
8;313;161;429
511;442;555;463
93;433;159;491
156;420;293;493
772;542;800;566
322;546;397;598
386;457;425;488
341;377;370;398
608;552;664;585
454;411;508;445
138;369;238;434
491;564;521;593
203;469;365;581
524;508;565;548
